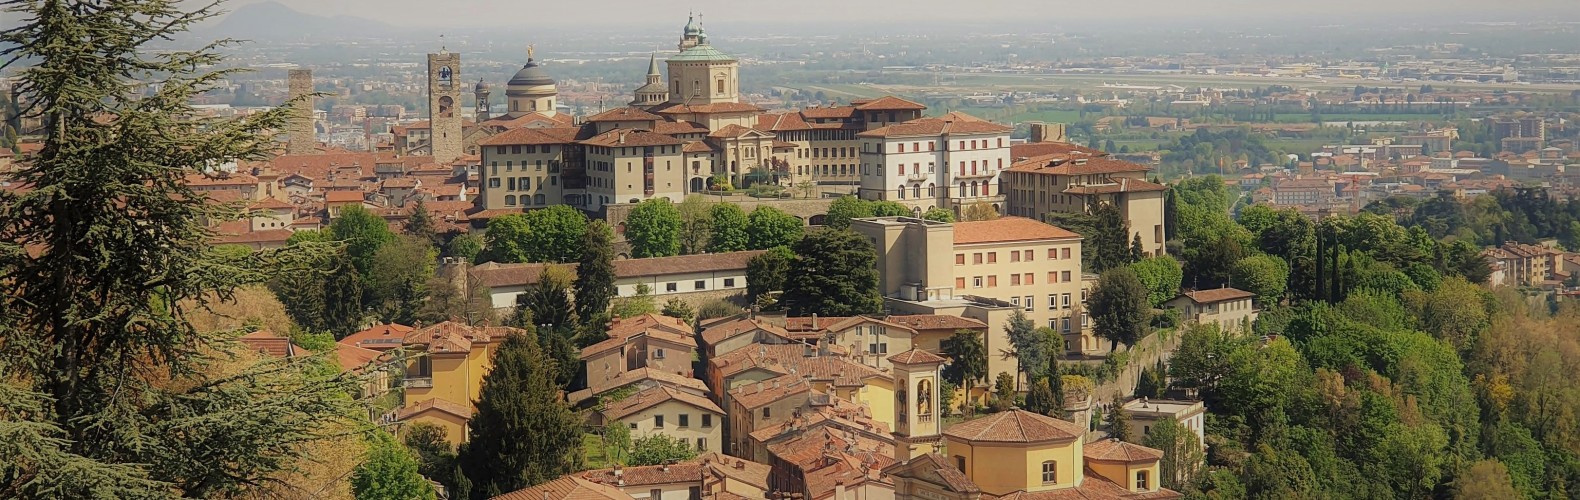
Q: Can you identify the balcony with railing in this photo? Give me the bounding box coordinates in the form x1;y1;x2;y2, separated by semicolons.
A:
404;377;433;389
953;168;998;179
906;171;931;182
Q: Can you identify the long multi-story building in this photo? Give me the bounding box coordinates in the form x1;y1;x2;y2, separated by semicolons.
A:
856;112;1014;214
1001;143;1168;257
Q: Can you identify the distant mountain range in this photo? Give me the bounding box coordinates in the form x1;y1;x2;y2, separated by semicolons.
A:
203;1;397;41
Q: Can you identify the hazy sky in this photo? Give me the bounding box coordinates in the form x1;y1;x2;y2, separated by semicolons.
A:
226;0;1580;28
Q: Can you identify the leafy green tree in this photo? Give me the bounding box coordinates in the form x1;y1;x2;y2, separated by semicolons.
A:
353;431;437;500
1131;256;1184;307
746;246;794;302
661;298;695;323
942;329;989;389
459;330;583;495
628;434;698;466
1143;418;1203;489
1130;233;1145;262
962;202;999;221
1242;444;1318;498
782;229;883;316
446;233;484;262
824;196;873;229
368;235;437;325
1230;254;1289;305
1091;268;1150;350
1456;459;1519;500
574;221;618;325
333;205;398;275
612;283;659;318
601;423;632;467
0;1;359;494
403;422;459;490
321;256;369;338
521;205;588;263
482;213;532;263
1089;202;1133;273
677;195;714;255
626;198;682;258
287;228;328;245
1403;276;1489;354
1005;310;1054;382
708;203;749;252
747;206;804;250
870;200;912;217
406;198;438;243
922;207;956;222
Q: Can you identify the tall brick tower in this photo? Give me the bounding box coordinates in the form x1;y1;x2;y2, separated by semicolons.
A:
285;69;315;155
426;52;463;164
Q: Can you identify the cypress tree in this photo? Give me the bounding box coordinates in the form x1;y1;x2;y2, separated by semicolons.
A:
406;197;438;244
459;330;584;496
0;1;358;495
574;220;617;332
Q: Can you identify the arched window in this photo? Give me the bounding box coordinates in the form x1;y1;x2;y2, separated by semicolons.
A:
927;183;935;197
1041;461;1057;484
916;379;932;415
534;194;546;205
913;184;921;199
897;186;905;199
504;195;516;206
958;182;965;198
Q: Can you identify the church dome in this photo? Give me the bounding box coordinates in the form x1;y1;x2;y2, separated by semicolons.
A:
474;79;490;92
507;59;554;88
682;14;701;36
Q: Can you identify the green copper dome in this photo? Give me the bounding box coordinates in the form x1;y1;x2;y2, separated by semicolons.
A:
669;43;734;63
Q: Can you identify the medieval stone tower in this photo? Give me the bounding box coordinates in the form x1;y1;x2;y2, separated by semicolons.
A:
426;52;463;164
285;69;315;155
889;349;947;460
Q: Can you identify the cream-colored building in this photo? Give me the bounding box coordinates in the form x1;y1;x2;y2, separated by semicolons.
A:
596;386;725;453
1163;288;1258;332
851;216;1096;360
1123;398;1207;453
1002;143;1168;257
857;111;1013;214
882;410;1178;500
580;314;698;392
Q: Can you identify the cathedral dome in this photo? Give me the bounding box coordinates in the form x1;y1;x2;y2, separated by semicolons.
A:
474;79;490;92
507;60;555;88
682;14;701;36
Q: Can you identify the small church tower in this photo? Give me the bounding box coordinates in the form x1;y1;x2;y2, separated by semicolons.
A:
630;52;670;107
426;51;463;164
474;79;492;122
889;349;947;460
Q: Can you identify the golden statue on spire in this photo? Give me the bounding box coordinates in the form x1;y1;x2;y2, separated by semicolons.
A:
527;44;535;60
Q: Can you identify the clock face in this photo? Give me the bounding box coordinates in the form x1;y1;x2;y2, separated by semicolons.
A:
438;66;453;85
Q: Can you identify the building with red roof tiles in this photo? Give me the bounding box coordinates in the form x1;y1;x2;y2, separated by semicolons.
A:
339;323;416;351
237;330;306;358
581;313;699;393
594;385;725;453
854;113;1014;214
1001;145;1166;257
1163;287;1258;331
393;320;529;446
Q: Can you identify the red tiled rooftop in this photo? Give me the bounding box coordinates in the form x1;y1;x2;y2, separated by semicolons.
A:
943;409;1085;444
953;217;1081;245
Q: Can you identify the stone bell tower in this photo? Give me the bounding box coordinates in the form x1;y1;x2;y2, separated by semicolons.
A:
426;51;463;164
889;349;947;460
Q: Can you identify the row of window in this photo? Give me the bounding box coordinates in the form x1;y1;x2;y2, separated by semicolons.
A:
893;181;992;200
814;147;854;159
493;144;557;155
956;248;1072;265
503;194;547;206
889;137;1005;154
489;159;556;175
642;412;713;430
655;278;737;293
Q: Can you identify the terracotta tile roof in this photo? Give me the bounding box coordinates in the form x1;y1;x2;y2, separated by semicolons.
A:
953;217;1081;245
700;317;793;347
888;348;947;365
852;96;927;111
580;313;696;360
580;129;686;148
335;343;385;372
1083;438;1165;463
683;141;718;153
492;474;631;500
857;115;1012;138
1178;287;1254;304
1061;178;1166;195
394;398;472;421
600;385;723;422
755;112;813;132
324;191;365;203
711;342;871;385
479;111;576;130
730;374;815;409
568;367;710;403
238;330;303;357
748;402;890;444
652;102;764;115
799;106;857;119
339;323;415;351
882;314;986;331
477;126;582;146
782;316;854;332
585;107;664;123
214;228;295;246
697;452;772;490
1007;154;1150;177
381;177;420;189
882;454;979;494
402;321;482;354
942;409;1085;444
616;250;764;278
653;121;711;135
990;469;1181;500
581;463;706;488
